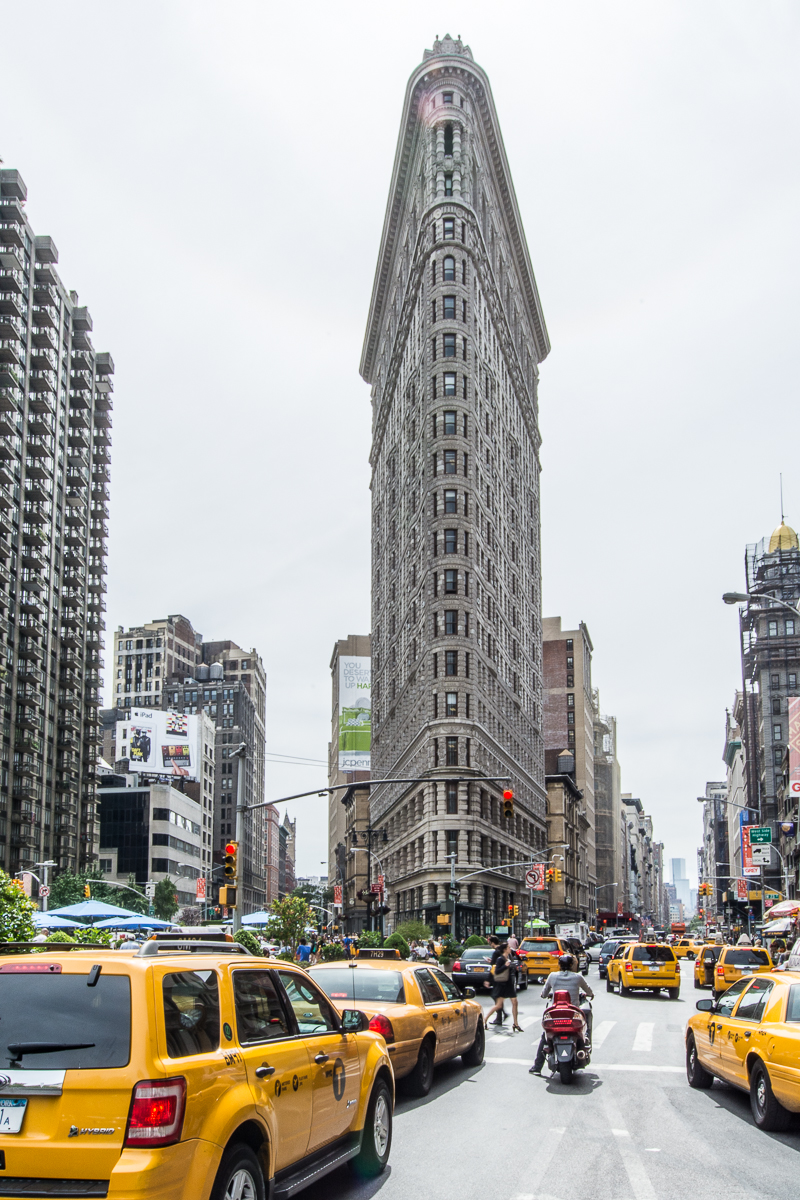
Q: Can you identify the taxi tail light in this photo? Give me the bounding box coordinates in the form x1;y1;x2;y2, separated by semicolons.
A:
125;1077;186;1148
368;1013;395;1044
624;962;633;972
453;961;461;971
716;966;724;976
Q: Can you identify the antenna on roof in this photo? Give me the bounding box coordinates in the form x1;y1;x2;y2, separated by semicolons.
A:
780;472;785;523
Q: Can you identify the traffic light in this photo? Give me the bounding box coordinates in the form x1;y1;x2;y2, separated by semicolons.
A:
83;882;91;899
503;789;514;819
508;904;514;914
554;869;563;883
546;868;554;883
219;886;237;907
699;882;712;897
513;905;520;917
224;841;238;880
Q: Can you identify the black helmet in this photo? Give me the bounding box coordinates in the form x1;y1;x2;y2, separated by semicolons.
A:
558;954;572;971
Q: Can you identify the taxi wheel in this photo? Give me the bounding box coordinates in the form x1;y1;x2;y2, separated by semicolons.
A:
462;1017;485;1067
686;1034;713;1089
404;1037;435;1097
750;1062;792;1132
668;988;680;1000
212;1145;265;1200
351;1079;392;1177
606;976;614;992
694;976;701;990
687;952;695;960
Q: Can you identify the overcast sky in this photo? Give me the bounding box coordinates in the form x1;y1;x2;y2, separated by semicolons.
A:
2;2;799;884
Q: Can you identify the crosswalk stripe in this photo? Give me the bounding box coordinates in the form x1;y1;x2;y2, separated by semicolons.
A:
592;1019;616;1048
633;1022;654;1052
483;1057;682;1072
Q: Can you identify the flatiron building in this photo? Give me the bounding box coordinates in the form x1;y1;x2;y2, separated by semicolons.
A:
360;36;551;937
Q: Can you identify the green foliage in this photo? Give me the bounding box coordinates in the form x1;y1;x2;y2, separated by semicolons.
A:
47;870;148;915
357;930;383;948
276;950;294;962
75;927;113;946
394;920;432;943
234;929;262;957
463;934;487;948
267;895;316;952
0;870;37;942
153;878;179;921
319;942;347;961
383;933;410;959
440;936;463;960
45;930;76;944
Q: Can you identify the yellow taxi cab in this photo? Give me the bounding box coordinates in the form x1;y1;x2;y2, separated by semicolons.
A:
686;970;800;1130
693;943;724;989
517;937;572;982
0;931;394;1200
606;941;681;998
310;948;484;1097
673;937;702;960
711;945;773;996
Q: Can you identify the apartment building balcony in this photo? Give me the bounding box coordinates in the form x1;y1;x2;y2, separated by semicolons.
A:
70;370;92;393
64;507;87;527
14;756;43;780
17;640;43;664
27;391;54;416
12;780;40;801
31;326;57;351
21;525;47;549
92;465;110;484
0;365;23;391
20;547;44;570
94;409;111;428
94;392;112;413
64;528;86;549
16;663;43;686
20;568;43;594
0;294;25;321
17;620;42;642
28;370;57;395
0;269;25;295
0;247;24;273
60;608;81;631
0;389;20;415
25;435;54;460
14;732;41;755
69;388;91;410
32;283;58;310
22;503;50;527
0;560;10;589
29;345;57;372
68;429;89;451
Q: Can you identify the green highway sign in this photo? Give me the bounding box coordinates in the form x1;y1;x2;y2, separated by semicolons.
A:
749;827;772;844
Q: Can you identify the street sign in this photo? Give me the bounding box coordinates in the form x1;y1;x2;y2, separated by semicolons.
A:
148;905;155;917
145;883;155;900
749;827;772;844
751;844;771;865
526;865;545;891
39;885;50;898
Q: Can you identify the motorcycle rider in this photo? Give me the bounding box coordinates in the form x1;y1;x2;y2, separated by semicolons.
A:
529;954;594;1076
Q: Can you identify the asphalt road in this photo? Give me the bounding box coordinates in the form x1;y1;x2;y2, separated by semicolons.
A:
303;958;800;1200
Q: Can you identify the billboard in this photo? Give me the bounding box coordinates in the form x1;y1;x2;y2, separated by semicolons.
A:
338;656;371;772
125;709;200;778
740;820;759;877
789;697;800;800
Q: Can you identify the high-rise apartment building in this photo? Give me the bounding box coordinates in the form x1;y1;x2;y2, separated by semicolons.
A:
109;616;267;911
542;617;596;918
360;36;550;939
0;167;113;879
593;693;623;918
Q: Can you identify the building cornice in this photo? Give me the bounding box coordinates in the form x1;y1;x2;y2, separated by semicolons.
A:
360;48;550;383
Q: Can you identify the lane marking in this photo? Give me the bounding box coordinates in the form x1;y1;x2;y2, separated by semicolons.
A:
592;1020;616;1048
602;1091;657;1200
483;1057;682;1072
509;1126;566;1198
633;1022;654;1052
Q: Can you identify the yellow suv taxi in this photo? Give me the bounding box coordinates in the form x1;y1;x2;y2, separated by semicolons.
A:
0;933;394;1200
693;944;724;989
310;948;484;1097
673;938;701;960
711;945;773;996
606;942;681;998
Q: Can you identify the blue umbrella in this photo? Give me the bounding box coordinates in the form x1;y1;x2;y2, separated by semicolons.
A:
242;911;272;925
48;899;140;922
32;912;82;930
94;916;173;930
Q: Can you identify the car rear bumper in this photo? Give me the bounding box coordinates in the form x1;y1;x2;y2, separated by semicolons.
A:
107;1140;220;1200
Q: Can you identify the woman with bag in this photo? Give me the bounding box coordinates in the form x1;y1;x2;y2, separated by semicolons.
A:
484;941;521;1031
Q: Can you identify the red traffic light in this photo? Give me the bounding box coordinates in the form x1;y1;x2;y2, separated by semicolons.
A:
503;789;514;801
225;842;237;856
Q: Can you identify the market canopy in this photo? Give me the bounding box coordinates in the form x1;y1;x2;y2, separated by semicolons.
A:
47;899;141;921
94;916;174;930
32;912;82;929
762;918;793;934
524;918;550;928
764;900;800;919
241;912;272;926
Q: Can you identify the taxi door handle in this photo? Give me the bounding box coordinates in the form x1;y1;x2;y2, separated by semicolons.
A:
255;1065;275;1078
744;1031;751;1039
433;1013;439;1019
716;1024;723;1030
314;1053;329;1064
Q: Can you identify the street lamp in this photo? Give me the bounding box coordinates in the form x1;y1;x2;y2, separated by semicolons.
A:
723;592;800;617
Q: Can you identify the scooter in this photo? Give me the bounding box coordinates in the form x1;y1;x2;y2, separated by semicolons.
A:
541;989;592;1084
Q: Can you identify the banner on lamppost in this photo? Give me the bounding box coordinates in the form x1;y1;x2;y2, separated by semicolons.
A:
736;878;748;901
195;878;206;901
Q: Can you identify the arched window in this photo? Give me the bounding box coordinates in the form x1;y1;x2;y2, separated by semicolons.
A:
444;123;454;156
443;256;455;281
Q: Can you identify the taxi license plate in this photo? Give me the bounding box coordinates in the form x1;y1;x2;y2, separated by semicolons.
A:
648;965;661;972
474;966;487;972
0;1100;27;1133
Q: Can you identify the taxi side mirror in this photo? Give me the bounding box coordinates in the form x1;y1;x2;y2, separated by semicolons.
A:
462;987;476;998
695;999;714;1012
341;1009;369;1033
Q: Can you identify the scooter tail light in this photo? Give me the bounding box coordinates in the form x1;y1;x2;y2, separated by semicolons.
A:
125;1077;186;1148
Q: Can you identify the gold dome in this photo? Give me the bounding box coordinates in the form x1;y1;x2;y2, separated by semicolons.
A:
768;522;800;552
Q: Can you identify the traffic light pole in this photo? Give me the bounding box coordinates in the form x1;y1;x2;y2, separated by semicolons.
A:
232;742;247;933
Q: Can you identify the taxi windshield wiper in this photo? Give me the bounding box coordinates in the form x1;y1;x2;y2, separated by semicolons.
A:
8;1042;95;1058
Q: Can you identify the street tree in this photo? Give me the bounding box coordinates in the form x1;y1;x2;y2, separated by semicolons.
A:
0;871;36;941
153;878;179;921
267;895;315;952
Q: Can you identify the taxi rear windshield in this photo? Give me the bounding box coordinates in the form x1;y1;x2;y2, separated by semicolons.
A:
725;949;770;967
522;941;559;953
0;972;131;1069
632;946;675;962
312;969;405;1004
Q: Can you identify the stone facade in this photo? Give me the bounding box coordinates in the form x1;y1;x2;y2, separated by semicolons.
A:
360;36;550;938
593;694;623;917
